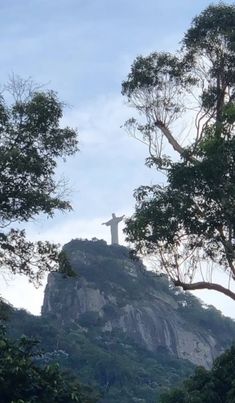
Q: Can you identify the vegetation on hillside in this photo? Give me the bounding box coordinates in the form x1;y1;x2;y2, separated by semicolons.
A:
6;306;194;403
6;238;235;402
122;3;235;400
160;345;235;403
0;324;94;403
61;239;235;348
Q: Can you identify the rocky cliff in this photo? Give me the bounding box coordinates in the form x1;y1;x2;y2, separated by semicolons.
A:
42;239;235;369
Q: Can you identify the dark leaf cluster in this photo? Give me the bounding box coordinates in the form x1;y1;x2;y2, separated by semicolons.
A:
0;91;78;224
0;326;95;403
0;83;78;283
160;344;235;403
123;3;235;299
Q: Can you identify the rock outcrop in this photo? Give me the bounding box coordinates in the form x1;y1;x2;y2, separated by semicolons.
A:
42;239;235;368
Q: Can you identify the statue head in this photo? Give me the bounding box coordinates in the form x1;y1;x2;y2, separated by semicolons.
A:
112;213;116;218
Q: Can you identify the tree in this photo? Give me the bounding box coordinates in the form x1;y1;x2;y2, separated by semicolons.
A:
160;344;235;403
122;4;235;299
0;78;98;402
0;76;78;284
0;326;96;403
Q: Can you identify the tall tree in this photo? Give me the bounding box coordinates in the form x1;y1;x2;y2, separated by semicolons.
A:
0;77;78;284
122;4;235;300
0;78;98;402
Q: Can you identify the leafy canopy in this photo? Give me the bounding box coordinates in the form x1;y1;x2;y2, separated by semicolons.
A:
0;77;78;284
122;4;235;300
0;326;95;403
0;78;97;402
160;344;235;403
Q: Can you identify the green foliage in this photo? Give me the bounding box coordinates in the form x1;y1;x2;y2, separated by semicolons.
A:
160;345;235;403
57;239;175;309
122;3;235;299
0;326;95;403
0;229;61;285
6;311;195;403
46;239;235;346
0;89;78;223
0;78;78;283
183;4;235;63
125;132;235;268
7;239;235;402
0;78;83;401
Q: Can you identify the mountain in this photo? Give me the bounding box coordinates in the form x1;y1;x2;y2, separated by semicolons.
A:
7;239;235;402
43;239;235;368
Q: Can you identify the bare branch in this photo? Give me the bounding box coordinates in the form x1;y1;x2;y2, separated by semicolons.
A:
174;279;235;301
155;119;186;156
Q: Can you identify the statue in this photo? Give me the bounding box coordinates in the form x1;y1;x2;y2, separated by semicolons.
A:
102;213;125;245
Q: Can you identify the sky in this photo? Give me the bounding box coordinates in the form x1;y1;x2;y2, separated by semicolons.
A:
0;0;234;319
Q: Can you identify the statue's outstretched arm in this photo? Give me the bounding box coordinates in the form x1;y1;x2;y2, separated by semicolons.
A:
102;220;112;226
117;215;125;223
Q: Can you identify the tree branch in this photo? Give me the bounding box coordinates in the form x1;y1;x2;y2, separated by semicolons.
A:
155;119;185;156
155;119;198;163
174;279;235;301
217;226;235;278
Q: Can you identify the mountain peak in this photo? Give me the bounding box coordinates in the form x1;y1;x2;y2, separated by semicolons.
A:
42;238;235;369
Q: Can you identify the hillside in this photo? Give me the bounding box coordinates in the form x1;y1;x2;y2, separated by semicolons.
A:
43;239;235;367
7;239;235;402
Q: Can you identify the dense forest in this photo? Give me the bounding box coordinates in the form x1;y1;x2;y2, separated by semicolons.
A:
4;239;235;402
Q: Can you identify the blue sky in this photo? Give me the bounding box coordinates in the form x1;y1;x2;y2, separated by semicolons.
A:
0;0;235;318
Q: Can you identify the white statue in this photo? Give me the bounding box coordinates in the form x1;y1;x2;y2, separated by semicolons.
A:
102;213;125;245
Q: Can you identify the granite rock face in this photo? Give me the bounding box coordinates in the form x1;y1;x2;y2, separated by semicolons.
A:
42;239;235;368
